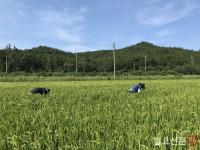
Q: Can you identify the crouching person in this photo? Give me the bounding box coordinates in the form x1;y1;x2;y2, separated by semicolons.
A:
129;83;145;93
31;87;50;95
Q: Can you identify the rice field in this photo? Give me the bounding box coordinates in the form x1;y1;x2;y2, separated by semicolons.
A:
0;79;200;149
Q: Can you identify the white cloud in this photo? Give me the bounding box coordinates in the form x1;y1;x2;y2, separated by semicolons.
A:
157;29;173;37
136;0;199;26
0;0;88;49
39;9;85;26
0;0;26;22
62;42;112;52
63;45;96;52
146;0;163;4
18;9;26;17
36;7;87;44
56;29;81;43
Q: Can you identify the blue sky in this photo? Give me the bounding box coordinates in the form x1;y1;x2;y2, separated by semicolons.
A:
0;0;200;51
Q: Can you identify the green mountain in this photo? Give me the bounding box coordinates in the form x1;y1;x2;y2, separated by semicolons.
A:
0;42;200;74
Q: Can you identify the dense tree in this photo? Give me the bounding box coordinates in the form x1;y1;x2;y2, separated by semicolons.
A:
0;42;200;75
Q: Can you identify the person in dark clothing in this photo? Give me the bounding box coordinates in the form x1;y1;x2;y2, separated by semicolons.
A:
30;88;50;95
129;83;145;93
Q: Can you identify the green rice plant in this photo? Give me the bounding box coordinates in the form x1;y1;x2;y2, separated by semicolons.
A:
0;80;200;149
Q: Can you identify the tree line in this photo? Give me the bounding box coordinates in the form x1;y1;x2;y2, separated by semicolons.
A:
0;42;200;75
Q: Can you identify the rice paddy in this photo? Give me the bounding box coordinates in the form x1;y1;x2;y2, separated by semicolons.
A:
0;79;200;149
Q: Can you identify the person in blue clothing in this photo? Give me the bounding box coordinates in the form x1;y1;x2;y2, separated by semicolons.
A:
129;83;145;93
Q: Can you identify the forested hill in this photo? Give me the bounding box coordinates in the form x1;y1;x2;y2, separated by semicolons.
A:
0;42;200;75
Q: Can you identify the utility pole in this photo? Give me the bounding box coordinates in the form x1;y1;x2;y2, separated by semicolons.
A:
113;42;116;79
191;55;194;73
6;55;8;74
191;55;194;66
134;63;136;70
144;55;147;73
76;52;78;75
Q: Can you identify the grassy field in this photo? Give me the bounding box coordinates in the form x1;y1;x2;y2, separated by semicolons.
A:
0;80;200;149
0;75;200;82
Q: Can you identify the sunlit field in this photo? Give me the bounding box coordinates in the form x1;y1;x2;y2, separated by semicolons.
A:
0;80;200;149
